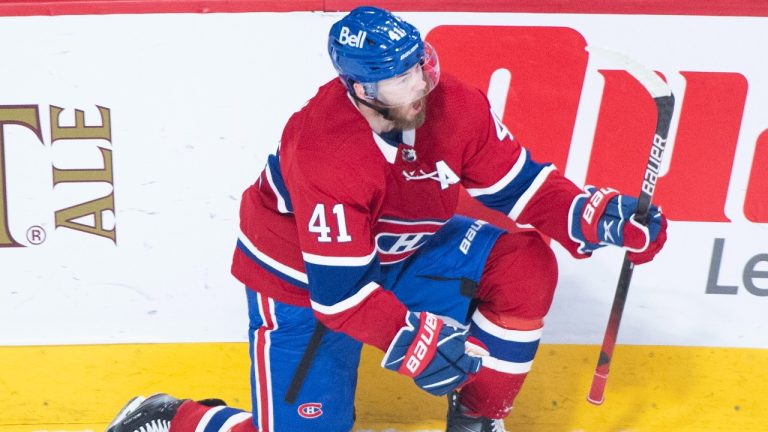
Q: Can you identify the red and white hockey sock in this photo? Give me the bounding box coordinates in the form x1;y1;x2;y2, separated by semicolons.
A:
170;400;255;432
460;308;543;419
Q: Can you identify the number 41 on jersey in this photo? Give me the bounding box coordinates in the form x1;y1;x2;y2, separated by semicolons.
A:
308;203;352;243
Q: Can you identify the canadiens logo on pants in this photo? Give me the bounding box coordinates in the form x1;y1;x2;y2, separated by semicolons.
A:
298;402;323;419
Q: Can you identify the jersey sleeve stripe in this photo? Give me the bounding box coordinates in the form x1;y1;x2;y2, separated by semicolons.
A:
509;165;556;220
377;217;447;226
310;281;380;315
264;164;286;214
238;230;308;285
302;249;377;267
465;148;527;197
265;154;293;214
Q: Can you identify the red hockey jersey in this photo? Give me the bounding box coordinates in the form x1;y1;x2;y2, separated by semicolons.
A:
232;74;583;350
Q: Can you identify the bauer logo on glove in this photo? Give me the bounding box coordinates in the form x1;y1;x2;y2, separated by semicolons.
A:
569;185;668;264
401;312;442;376
382;311;483;396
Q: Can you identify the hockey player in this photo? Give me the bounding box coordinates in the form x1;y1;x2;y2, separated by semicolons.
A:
106;6;667;432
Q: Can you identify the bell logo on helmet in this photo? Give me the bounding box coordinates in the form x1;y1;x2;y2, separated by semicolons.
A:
329;6;440;95
339;26;367;48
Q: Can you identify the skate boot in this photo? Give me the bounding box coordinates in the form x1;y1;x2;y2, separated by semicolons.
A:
106;393;228;432
446;391;507;432
105;393;184;432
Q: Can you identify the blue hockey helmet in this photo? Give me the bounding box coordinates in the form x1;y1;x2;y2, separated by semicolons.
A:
328;6;440;107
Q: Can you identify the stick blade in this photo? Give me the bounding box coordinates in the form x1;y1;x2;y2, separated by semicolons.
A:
586;45;672;98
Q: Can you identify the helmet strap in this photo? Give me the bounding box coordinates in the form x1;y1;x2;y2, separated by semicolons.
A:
350;91;393;121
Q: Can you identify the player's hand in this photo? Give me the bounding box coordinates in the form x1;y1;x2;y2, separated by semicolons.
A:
382;312;482;396
570;186;667;264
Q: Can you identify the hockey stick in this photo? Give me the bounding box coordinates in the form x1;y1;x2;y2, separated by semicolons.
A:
584;47;675;405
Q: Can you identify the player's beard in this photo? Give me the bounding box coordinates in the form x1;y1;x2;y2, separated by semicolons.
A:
388;97;427;130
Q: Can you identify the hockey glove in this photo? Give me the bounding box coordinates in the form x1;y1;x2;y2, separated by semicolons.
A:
570;186;667;264
382;312;482;396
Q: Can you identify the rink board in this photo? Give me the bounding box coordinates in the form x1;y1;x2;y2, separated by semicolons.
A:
0;2;767;432
1;0;766;348
1;342;767;432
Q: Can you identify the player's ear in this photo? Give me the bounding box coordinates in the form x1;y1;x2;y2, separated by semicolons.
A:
352;82;367;100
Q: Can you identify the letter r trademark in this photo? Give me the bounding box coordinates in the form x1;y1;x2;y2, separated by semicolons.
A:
0;106;43;247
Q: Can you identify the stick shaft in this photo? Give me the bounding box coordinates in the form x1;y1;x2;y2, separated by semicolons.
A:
587;94;675;405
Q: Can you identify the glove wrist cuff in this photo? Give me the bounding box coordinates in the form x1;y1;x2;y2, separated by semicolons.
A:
579;187;620;244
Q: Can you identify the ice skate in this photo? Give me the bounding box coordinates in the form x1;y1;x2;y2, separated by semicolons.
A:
105;393;184;432
446;391;507;432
